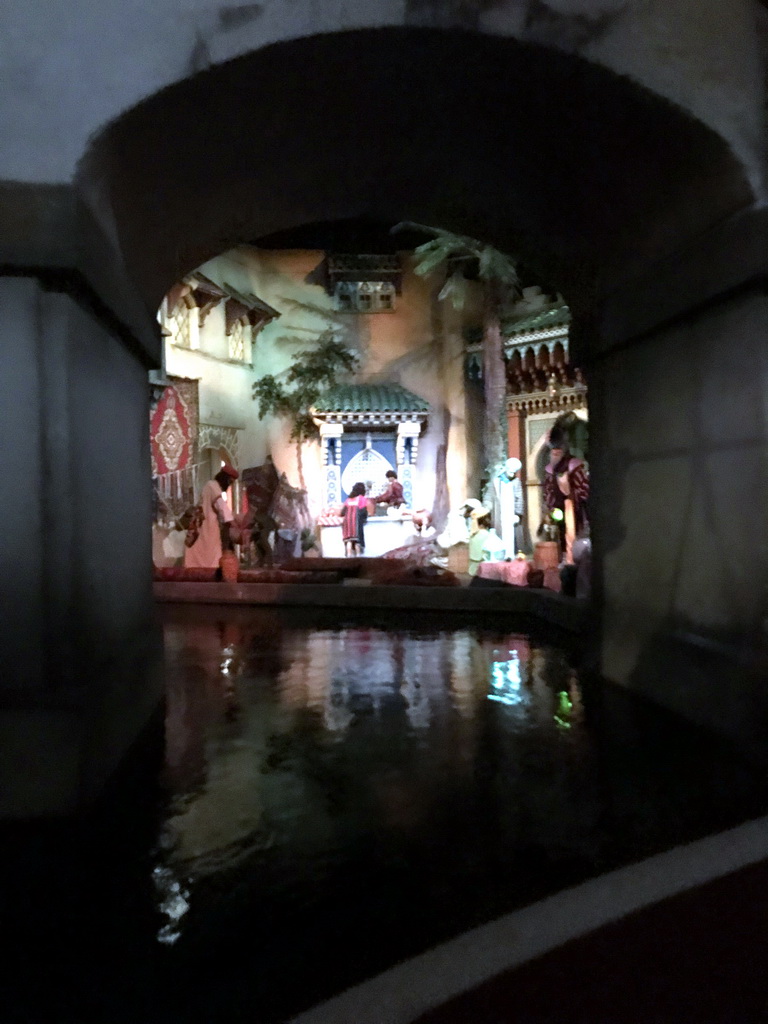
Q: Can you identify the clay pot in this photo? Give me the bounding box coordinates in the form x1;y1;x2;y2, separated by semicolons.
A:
219;550;239;583
534;540;559;570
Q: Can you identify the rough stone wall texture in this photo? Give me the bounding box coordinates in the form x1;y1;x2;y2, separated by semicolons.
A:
71;28;751;323
0;0;763;191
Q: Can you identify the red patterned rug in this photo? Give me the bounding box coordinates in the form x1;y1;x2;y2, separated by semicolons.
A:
150;376;199;476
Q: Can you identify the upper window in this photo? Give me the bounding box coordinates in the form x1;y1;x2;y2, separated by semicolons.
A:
228;319;250;363
167;303;194;348
333;280;396;313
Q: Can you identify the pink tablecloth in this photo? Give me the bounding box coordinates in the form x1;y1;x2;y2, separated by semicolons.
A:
476;560;531;586
476;560;562;592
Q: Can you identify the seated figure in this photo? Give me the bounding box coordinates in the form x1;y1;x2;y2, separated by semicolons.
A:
372;470;405;509
468;510;492;576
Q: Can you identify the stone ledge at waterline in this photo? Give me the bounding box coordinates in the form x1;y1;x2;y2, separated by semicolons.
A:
153;581;589;633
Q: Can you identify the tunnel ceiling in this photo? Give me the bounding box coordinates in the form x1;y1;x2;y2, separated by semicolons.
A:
80;27;752;316
254;217;433;254
252;216;563;297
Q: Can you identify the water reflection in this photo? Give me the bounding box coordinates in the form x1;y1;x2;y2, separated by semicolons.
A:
153;864;190;946
489;650;524;706
277;629;467;736
154;611;767;1021
158;621;590;912
5;610;767;1024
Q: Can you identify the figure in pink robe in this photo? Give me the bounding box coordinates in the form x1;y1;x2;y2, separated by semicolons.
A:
184;465;239;568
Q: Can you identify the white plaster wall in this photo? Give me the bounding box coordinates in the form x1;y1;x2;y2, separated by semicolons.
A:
0;1;763;191
186;247;339;500
165;302;252;462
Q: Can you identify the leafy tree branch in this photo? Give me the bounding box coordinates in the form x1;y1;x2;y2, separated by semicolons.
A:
252;330;359;488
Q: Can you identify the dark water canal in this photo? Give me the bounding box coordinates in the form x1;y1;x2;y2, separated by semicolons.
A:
4;606;767;1023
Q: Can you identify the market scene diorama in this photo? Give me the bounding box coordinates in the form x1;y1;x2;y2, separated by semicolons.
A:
151;223;590;598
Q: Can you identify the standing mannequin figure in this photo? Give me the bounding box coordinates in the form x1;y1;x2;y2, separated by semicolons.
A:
342;482;369;557
184;464;239;568
542;428;589;564
494;457;525;555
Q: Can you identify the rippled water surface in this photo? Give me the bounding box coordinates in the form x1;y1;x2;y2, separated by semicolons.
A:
4;606;768;1024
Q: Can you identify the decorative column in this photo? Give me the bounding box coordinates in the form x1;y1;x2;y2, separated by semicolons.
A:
507;403;527;527
396;421;421;508
506;406;524;464
320;422;343;506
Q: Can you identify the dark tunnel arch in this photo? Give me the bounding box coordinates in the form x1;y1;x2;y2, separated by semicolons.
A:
78;25;752;342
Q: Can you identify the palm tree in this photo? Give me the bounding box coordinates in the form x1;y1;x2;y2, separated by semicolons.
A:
394;223;521;515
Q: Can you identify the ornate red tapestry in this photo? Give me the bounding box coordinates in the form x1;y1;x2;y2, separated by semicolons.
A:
150;376;199;477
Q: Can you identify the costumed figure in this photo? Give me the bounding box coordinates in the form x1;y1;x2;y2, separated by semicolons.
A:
240;510;277;566
424;499;480;570
342;482;369;557
271;471;312;561
372;470;407;520
239;457;280;565
457;499;482;537
184;464;239;568
436;504;470;552
542;426;589;564
468;510;493;576
494;457;527;555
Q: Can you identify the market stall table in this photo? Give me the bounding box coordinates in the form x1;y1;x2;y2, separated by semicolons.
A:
476;560;562;592
476;560;531;586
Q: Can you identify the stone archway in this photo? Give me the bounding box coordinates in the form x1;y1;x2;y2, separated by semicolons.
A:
79;27;752;315
1;22;765;816
80;28;765;759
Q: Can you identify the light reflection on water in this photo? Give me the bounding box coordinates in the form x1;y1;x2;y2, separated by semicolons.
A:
5;611;768;1024
156;618;592;948
153;608;766;1021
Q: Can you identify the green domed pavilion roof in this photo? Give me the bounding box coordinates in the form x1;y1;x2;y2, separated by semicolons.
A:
314;383;429;414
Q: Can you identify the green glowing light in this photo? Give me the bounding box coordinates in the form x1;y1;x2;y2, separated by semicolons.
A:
551;508;564;522
554;690;573;730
